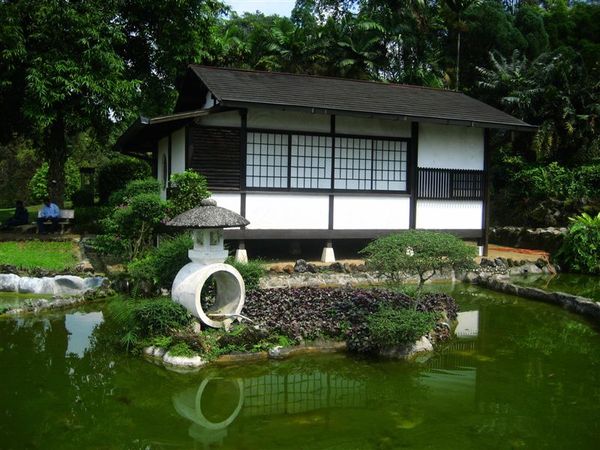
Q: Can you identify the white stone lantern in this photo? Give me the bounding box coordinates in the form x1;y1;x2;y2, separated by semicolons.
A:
167;198;250;329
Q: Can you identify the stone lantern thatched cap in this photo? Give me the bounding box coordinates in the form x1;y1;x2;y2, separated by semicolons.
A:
165;198;250;229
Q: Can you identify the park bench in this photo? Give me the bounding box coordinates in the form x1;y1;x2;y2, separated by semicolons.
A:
32;209;75;234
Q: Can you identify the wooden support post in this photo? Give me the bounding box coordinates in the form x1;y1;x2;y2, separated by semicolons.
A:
409;122;419;229
482;128;491;256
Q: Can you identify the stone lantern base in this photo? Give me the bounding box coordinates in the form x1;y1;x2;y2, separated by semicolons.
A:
172;262;245;329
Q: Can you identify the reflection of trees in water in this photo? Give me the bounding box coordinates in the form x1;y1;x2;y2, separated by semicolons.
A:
0;310;125;448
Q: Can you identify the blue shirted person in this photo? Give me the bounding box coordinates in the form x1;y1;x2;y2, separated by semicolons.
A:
37;197;60;234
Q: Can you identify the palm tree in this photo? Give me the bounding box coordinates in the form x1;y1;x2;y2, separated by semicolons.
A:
444;0;481;90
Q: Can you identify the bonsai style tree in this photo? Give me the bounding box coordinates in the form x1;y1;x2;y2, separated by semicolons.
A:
361;230;477;287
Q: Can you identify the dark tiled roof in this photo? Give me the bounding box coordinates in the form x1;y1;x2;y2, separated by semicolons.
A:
190;65;534;130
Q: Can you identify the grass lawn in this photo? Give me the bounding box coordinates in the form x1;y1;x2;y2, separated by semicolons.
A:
0;240;79;271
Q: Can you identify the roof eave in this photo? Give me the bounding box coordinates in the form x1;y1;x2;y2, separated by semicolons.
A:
116;107;236;153
219;100;537;132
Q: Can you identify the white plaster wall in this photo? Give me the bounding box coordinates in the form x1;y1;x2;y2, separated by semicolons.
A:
248;108;330;133
334;196;410;229
197;110;241;127
211;193;241;215
416;200;482;229
170;127;186;175
246;194;329;229
336;115;411;138
418;124;483;170
157;137;169;200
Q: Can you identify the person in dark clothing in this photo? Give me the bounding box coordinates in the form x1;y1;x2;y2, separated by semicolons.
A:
1;200;30;230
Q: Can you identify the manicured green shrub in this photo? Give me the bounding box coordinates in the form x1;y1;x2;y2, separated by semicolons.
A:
107;297;192;345
97;155;151;204
555;212;600;274
128;233;193;292
70;189;94;207
93;179;167;260
360;231;477;286
225;257;266;292
108;178;161;206
367;306;437;349
167;170;211;216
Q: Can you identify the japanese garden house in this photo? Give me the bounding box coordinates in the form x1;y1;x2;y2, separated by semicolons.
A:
118;65;535;261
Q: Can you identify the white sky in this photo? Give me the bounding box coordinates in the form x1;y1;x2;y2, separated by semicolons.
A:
224;0;296;16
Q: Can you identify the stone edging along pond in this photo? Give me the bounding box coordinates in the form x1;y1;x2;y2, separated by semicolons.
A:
475;275;600;322
143;340;350;372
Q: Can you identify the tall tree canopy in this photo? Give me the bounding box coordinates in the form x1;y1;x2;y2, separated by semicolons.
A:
0;0;225;204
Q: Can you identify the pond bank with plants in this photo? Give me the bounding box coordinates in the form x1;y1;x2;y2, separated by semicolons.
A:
107;286;459;370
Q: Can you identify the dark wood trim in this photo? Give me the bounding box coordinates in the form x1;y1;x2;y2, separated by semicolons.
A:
482;128;491;256
243;187;409;195
328;195;334;230
224;228;483;240
409;122;419;229
184;125;191;169
191;123;412;143
247;126;410;143
151;147;158;178
210;189;411;198
417;167;484;201
240;192;247;230
330;115;336;190
167;133;172;198
287;133;292;189
240;109;248;189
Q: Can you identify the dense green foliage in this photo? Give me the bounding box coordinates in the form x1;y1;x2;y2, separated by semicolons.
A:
368;306;437;349
0;138;38;208
97;156;151;204
108;178;161;207
0;0;138;204
225;257;266;292
492;156;600;226
361;231;477;286
167;170;211;216
28;161;80;203
126;238;265;297
93;179;167;260
555;213;600;275
107;297;193;350
128;234;194;293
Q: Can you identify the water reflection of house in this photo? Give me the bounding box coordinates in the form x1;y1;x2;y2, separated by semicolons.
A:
173;312;482;448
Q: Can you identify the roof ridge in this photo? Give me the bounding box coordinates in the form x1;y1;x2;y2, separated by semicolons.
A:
188;64;464;95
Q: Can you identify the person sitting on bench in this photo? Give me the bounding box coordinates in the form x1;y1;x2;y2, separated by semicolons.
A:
37;197;60;234
0;200;29;230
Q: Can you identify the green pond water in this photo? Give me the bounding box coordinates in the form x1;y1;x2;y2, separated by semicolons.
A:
1;284;600;450
511;273;600;301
